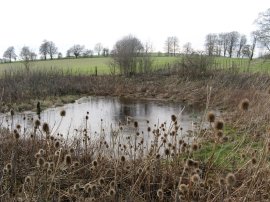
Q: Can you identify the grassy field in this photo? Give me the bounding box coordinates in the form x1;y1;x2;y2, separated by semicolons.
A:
213;57;270;72
0;56;179;75
0;56;269;76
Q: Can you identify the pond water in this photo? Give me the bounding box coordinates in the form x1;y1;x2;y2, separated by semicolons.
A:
0;96;203;139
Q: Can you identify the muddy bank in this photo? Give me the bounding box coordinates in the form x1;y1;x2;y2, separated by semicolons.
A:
1;69;269;113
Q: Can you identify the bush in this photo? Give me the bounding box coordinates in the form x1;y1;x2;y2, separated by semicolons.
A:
180;51;214;78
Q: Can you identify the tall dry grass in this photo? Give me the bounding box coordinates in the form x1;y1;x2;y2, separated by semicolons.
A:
1;61;270;201
0;96;270;201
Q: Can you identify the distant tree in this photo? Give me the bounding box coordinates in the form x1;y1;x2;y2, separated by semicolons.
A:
102;48;109;57
20;46;32;71
241;45;251;58
48;41;58;59
237;35;247;58
183;42;193;54
68;45;85;58
66;49;71;58
112;35;144;76
138;42;154;73
157;51;163;57
3;46;17;62
172;37;180;56
144;41;153;54
83;49;94;57
205;34;218;56
216;35;223;56
39;40;49;60
219;33;229;57
164;37;173;56
249;31;259;60
30;52;37;61
255;8;270;52
227;31;240;58
58;52;62;59
20;46;31;60
94;43;103;56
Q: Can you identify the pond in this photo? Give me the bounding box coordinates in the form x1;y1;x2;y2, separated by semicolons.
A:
0;96;203;140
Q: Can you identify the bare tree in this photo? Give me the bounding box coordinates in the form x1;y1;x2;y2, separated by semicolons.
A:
255;8;270;52
102;48;109;57
20;46;32;71
164;37;173;56
112;35;144;76
68;45;85;58
48;41;58;60
227;31;240;58
30;52;37;61
205;34;218;56
138;42;154;73
3;46;17;62
249;31;259;60
83;49;94;57
66;49;71;58
241;45;251;58
216;35;223;56
94;43;103;56
58;52;63;59
39;40;49;60
144;41;153;54
183;42;193;54
237;35;247;58
219;33;229;57
171;36;179;56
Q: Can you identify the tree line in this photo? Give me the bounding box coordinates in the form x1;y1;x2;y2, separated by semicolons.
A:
204;31;258;60
0;42;110;63
1;8;270;68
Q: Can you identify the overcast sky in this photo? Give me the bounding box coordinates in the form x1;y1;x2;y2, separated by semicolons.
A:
0;0;269;57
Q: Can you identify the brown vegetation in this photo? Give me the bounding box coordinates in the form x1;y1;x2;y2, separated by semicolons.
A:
1;61;270;201
1;62;270;113
0;100;270;201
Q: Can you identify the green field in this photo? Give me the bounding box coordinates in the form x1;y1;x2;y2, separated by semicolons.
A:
0;56;179;75
0;56;269;75
212;57;270;72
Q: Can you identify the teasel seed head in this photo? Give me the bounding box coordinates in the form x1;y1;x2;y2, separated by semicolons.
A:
216;130;223;138
25;176;32;184
37;157;45;167
64;154;72;166
171;114;177;122
6;163;12;171
109;188;116;196
225;173;236;187
157;188;164;199
191;174;200;183
239;98;249;111
42;123;50;134
120;155;126;162
60;110;66;117
214;120;224;130
207;111;215;123
92;160;98;167
54;140;60;149
98;177;105;185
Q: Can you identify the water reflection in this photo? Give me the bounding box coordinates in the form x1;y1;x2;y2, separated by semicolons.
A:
0;96;201;138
